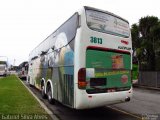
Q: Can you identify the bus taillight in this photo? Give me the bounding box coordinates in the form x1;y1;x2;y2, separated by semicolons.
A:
78;68;87;89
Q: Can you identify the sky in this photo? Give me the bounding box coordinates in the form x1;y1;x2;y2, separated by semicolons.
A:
0;0;159;66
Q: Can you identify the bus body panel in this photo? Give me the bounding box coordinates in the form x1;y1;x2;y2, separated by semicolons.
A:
28;13;78;108
52;67;59;101
74;27;132;85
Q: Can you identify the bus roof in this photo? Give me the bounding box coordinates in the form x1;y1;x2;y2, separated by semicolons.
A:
29;6;129;60
19;61;28;67
29;12;78;60
84;6;129;24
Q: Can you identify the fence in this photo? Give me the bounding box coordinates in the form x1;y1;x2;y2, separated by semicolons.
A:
138;71;160;88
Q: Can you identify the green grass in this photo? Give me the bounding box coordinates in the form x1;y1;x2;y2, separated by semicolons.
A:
0;75;50;116
132;64;138;80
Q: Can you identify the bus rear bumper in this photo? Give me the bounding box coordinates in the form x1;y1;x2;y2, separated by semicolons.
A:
75;87;132;109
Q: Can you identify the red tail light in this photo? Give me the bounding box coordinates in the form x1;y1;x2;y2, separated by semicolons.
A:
78;68;87;89
22;71;24;75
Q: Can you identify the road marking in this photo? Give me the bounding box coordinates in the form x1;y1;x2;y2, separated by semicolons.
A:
107;106;142;120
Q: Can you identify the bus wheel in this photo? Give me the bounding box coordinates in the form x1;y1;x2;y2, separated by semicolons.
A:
47;85;55;104
41;85;47;99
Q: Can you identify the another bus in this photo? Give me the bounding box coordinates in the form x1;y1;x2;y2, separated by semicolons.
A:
0;61;8;77
28;6;132;109
18;61;28;80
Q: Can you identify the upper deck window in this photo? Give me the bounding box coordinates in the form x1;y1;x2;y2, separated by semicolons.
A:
86;9;130;38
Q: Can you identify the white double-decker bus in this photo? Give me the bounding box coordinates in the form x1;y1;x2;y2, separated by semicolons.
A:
28;6;132;109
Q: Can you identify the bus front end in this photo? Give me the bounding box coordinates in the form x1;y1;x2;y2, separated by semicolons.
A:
75;6;132;109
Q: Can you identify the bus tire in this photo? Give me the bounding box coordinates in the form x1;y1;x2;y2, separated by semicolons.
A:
47;85;55;104
41;85;47;99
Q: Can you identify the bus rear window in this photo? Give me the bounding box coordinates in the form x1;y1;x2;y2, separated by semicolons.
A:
86;9;130;38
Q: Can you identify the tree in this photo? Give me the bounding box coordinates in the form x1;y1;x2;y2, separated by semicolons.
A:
131;16;160;70
131;24;139;55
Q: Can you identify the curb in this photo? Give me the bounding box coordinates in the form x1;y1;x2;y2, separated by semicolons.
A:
17;76;59;120
133;84;160;91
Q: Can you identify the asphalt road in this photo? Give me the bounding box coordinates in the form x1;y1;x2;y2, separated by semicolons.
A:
24;81;160;120
113;87;160;119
